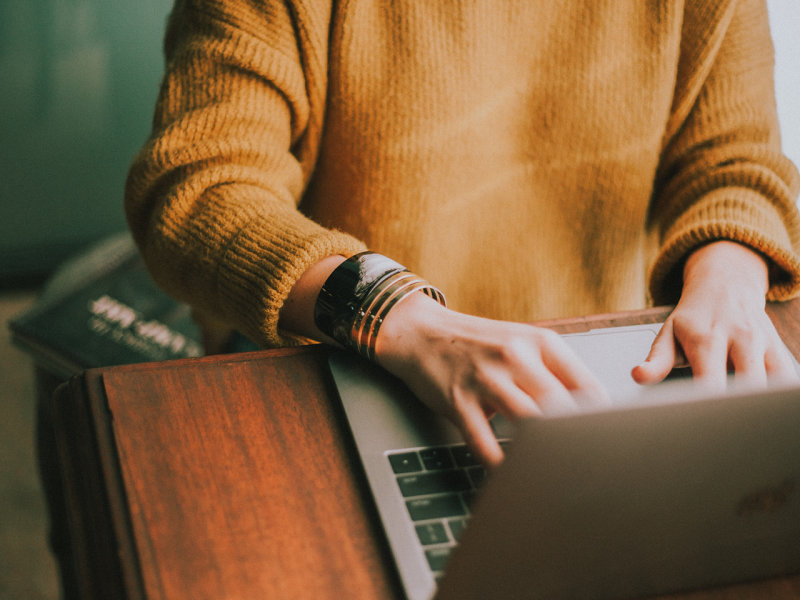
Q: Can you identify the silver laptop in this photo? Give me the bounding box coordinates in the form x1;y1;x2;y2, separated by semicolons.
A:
328;324;800;600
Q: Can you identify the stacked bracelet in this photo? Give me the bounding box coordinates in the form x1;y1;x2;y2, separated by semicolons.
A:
314;251;446;361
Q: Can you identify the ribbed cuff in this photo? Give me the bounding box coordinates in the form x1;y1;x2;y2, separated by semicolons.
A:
649;188;800;304
203;194;367;347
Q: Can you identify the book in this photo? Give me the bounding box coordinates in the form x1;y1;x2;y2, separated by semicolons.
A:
9;232;205;379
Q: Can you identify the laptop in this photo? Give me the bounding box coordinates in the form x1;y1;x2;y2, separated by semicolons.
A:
328;323;800;600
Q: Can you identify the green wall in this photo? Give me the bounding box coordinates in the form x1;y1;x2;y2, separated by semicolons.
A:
0;0;173;285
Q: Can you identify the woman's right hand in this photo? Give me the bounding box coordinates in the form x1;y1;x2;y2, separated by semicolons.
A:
278;254;607;467
374;292;608;467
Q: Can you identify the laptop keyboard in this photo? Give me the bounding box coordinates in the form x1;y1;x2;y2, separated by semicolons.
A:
386;441;509;579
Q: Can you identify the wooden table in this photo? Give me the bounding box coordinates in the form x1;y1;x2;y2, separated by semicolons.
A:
52;305;800;599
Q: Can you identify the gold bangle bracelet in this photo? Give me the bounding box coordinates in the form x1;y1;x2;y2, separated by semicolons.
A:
352;275;429;360
351;272;422;356
361;279;441;361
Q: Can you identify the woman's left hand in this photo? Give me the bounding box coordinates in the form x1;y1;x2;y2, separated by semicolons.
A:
632;240;798;388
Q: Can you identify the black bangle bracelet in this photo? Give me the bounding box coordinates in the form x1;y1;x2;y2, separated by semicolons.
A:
313;251;445;358
314;252;407;347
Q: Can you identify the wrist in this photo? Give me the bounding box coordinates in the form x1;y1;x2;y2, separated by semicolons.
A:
683;240;769;297
374;291;451;368
313;251;446;360
279;254;346;343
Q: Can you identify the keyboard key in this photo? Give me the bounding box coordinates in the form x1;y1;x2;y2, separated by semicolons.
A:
388;452;423;474
397;470;470;497
419;447;454;470
451;445;479;467
425;547;453;572
406;495;466;521
448;518;469;542
415;522;449;545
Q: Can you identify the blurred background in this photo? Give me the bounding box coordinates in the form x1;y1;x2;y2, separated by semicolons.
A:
0;1;797;599
0;0;173;286
0;2;172;599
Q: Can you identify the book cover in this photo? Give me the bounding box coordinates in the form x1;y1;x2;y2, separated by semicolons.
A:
9;232;204;379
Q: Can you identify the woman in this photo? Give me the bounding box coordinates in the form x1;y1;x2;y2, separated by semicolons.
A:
126;0;800;465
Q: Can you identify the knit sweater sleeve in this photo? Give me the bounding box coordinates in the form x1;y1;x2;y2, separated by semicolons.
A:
648;0;800;304
124;0;365;348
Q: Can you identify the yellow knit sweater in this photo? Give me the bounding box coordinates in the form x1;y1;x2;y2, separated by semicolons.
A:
126;0;800;348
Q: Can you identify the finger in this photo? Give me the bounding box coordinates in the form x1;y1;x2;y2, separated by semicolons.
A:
453;394;506;467
682;330;728;390
535;387;583;415
540;340;609;404
632;320;678;384
728;337;767;387
471;365;543;420
475;356;584;422
759;317;799;382
765;343;800;382
487;331;602;410
510;360;584;414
